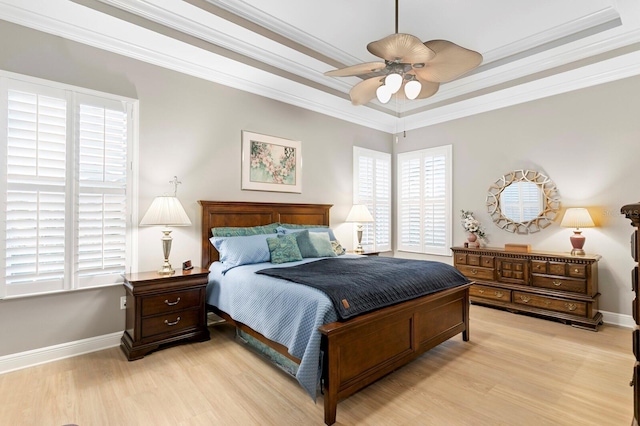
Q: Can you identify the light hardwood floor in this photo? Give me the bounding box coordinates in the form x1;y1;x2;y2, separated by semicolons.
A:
0;305;633;426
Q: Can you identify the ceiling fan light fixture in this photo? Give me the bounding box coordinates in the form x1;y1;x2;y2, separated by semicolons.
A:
376;85;392;103
404;79;422;100
385;73;403;94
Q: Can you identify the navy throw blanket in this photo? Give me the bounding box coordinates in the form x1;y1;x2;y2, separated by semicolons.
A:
256;257;470;320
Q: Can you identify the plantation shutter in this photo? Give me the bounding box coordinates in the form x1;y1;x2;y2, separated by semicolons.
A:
353;147;391;252
397;145;452;256
1;73;135;299
76;98;128;287
4;88;68;296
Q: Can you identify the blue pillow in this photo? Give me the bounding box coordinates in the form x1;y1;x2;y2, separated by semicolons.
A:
308;232;337;258
267;234;303;264
277;226;336;241
282;230;316;258
211;233;276;271
212;222;280;237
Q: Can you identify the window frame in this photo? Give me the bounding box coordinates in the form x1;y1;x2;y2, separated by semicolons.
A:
396;145;452;256
0;70;139;299
353;146;391;253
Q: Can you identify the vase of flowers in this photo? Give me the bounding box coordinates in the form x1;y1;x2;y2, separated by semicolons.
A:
461;210;486;248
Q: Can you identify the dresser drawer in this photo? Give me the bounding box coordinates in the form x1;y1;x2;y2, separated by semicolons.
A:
457;265;495;281
567;264;587;278
455;253;467;265
513;291;587;316
532;275;586;294
141;308;201;339
531;261;547;273
470;284;510;302
141;289;201;317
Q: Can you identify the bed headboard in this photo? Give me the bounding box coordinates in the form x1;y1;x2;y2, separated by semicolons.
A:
199;201;332;268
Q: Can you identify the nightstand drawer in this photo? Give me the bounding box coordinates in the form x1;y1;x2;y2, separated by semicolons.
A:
141;289;201;316
532;275;586;294
513;292;587;316
141;309;200;339
457;265;494;281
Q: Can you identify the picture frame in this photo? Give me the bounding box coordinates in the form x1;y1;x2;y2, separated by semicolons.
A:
241;131;302;193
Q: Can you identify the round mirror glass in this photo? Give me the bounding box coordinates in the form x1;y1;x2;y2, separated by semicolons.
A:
487;170;560;234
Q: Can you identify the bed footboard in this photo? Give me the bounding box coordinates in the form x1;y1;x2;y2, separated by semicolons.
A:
319;283;471;425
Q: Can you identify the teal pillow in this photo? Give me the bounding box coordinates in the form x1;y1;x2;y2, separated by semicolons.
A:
267;233;303;264
282;229;316;258
309;232;337;258
212;222;280;237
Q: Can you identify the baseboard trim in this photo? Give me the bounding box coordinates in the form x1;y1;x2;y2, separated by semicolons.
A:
0;331;122;375
602;310;634;329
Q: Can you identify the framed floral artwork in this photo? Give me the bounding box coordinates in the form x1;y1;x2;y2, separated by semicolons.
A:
241;131;302;193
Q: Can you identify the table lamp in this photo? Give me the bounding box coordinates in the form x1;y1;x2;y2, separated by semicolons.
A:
346;204;374;254
560;208;595;256
140;177;191;274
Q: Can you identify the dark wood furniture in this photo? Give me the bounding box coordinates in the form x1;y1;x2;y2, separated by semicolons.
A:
120;268;210;360
200;201;471;426
621;202;640;425
451;246;602;330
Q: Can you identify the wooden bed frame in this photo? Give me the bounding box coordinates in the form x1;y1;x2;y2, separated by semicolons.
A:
200;201;471;425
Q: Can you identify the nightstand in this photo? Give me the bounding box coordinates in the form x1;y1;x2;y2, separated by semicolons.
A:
120;267;210;360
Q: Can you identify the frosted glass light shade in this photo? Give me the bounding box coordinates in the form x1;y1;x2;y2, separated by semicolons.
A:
385;73;403;94
376;85;392;103
404;79;422;100
140;196;191;227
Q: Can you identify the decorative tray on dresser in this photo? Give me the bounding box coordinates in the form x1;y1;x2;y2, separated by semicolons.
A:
451;246;602;330
621;202;640;426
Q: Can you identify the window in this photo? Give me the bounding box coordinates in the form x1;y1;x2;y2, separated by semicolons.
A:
0;72;137;298
353;147;391;252
397;145;452;256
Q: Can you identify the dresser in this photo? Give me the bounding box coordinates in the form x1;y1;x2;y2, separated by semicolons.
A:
451;246;602;330
621;202;640;425
120;268;210;360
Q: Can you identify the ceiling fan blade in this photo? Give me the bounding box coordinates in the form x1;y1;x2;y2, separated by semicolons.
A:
394;78;440;100
324;62;387;77
349;76;383;105
367;33;435;64
413;40;483;83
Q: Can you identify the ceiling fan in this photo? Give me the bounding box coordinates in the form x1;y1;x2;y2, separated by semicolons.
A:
324;0;483;106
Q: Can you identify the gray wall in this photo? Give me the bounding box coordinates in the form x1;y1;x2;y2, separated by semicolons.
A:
0;21;391;357
394;76;640;316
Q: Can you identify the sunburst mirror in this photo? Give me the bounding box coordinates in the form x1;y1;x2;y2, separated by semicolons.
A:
486;170;561;234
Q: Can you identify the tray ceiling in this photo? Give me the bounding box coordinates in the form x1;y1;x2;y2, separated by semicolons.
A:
2;0;640;132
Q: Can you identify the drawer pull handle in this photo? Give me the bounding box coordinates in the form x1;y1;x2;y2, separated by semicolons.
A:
519;295;530;303
565;303;577;311
544;300;551;306
164;317;181;326
471;269;478;275
552;280;562;287
536;264;541;269
164;297;181;306
574;268;579;273
478;289;485;294
495;291;504;298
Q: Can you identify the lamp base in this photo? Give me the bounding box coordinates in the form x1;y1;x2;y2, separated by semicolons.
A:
353;247;365;254
158;261;175;275
569;230;586;256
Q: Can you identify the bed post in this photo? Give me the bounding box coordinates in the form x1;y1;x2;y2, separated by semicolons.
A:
322;334;338;425
462;285;470;341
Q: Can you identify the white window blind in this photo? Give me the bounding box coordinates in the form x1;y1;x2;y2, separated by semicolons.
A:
353;147;391;252
1;74;136;298
397;145;452;256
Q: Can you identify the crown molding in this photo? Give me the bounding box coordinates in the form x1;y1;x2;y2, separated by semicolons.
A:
1;0;640;133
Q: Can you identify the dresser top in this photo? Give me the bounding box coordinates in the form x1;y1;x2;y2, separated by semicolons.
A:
451;246;601;262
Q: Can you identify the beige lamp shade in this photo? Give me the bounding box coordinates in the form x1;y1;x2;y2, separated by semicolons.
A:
140;196;191;227
560;208;595;229
346;204;374;223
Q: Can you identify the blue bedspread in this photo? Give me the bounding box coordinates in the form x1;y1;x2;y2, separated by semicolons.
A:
207;257;346;398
